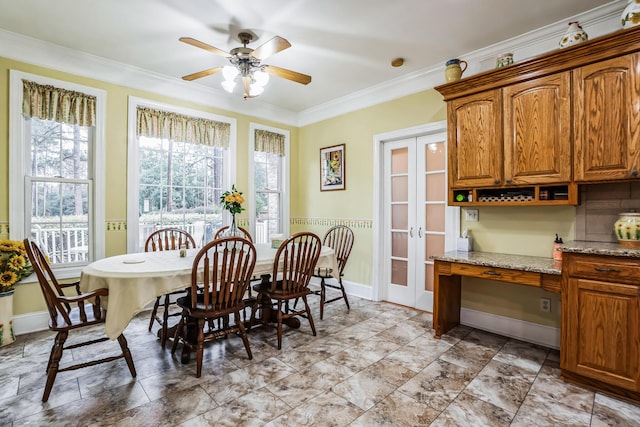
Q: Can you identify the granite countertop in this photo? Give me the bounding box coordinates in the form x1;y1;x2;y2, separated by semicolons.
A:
560;240;640;258
432;242;640;276
431;251;562;275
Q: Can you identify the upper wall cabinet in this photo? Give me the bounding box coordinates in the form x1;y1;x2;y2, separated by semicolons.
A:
503;72;571;185
436;26;640;206
448;89;502;188
573;53;640;182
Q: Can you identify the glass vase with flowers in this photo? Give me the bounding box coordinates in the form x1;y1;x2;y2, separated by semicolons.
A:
219;185;245;237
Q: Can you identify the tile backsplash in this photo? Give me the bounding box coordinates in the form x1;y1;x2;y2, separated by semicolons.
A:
575;182;640;242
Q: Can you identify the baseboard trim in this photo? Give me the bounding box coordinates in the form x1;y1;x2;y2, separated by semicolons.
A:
460;307;560;349
13;311;50;336
309;277;373;301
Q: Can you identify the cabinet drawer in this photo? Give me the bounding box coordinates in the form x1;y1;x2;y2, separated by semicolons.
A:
567;254;640;285
450;263;541;286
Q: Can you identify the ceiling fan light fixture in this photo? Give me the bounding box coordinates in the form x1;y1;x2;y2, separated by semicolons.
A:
253;69;269;86
221;80;236;93
222;65;239;81
249;84;264;97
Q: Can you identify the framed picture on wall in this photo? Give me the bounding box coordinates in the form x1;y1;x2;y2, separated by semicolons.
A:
320;144;346;191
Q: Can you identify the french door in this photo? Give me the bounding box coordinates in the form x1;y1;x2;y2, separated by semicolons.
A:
383;133;453;311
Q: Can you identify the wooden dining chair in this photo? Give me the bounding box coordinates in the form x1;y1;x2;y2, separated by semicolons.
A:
23;239;137;402
312;225;354;319
171;236;256;377
214;225;256;319
214;226;253;242
145;228;197;348
249;232;322;349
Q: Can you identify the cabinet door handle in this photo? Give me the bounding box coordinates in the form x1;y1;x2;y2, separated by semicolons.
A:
483;270;501;276
409;227;414;238
630;169;639;177
594;267;621;273
505;178;512;184
418;227;423;238
494;179;500;185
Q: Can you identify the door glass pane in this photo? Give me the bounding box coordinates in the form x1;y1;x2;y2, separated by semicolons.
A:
425;234;445;259
425;173;445;201
426;204;445;232
391;259;408;286
425;141;445;171
391;204;408;229
391;176;408;202
391;148;408;174
391;231;408;258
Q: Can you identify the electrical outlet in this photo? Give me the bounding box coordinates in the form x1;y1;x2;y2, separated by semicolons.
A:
540;297;551;313
465;209;479;222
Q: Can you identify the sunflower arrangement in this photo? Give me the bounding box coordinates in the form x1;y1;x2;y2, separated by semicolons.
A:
219;184;245;215
0;240;33;293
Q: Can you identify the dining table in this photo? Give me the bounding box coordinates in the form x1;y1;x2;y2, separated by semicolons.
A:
79;243;339;341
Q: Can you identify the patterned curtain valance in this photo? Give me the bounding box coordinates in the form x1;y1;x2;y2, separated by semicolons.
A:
22;80;96;127
255;129;285;156
136;107;230;148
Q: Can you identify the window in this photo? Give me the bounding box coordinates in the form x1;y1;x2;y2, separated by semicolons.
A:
127;98;236;252
9;71;105;278
249;124;289;244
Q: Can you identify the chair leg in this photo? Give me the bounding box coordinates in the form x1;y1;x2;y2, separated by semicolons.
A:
319;278;327;320
160;294;171;348
117;334;137;377
302;295;317;336
340;278;351;310
149;296;161;331
247;292;263;330
276;300;284;350
171;314;185;355
43;331;68;402
195;318;205;378
236;310;253;360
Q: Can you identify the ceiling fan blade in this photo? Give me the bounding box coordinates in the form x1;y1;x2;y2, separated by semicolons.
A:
179;37;230;57
252;36;291;60
264;65;312;85
182;67;223;81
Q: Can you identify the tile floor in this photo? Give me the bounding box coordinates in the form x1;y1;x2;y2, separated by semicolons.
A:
2;291;640;426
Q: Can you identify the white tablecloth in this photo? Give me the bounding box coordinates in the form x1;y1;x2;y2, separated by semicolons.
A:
80;244;338;339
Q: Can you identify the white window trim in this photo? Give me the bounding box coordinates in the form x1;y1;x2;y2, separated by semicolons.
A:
9;70;106;280
126;96;237;253
248;123;290;239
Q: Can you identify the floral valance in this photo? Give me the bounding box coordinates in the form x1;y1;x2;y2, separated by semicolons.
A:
255;129;285;156
136;107;230;147
22;80;96;127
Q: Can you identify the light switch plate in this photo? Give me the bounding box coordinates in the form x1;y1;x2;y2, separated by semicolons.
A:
465;209;479;222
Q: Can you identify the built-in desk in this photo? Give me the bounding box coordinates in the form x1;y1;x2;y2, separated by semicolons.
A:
431;251;562;338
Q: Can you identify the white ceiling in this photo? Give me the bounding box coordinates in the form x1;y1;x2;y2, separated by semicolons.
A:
0;0;619;114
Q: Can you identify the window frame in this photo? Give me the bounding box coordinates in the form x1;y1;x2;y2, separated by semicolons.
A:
127;97;237;252
9;70;106;280
249;123;290;242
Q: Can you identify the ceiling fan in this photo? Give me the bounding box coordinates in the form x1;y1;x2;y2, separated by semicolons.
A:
179;31;312;99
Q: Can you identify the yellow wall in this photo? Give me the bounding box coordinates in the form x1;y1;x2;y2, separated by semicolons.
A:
460;206;575;327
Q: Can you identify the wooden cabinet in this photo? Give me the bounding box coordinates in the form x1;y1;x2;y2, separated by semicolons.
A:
448;90;502;188
562;253;640;393
436;26;640;206
503;72;572;185
573;53;640;182
447;73;571;189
